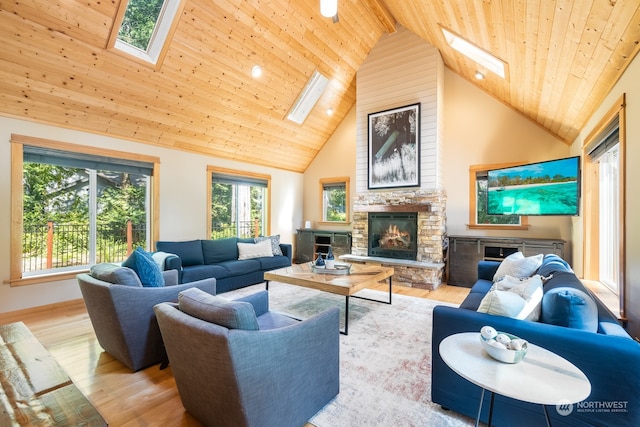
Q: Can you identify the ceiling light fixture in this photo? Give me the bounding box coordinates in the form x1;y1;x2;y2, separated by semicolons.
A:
320;0;338;18
442;27;506;79
251;65;262;78
475;71;485;80
326;108;334;116
287;70;329;125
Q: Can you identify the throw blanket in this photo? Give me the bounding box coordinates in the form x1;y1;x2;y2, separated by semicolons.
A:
151;252;175;271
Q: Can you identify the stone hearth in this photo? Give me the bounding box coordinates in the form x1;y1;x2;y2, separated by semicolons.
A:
346;189;447;289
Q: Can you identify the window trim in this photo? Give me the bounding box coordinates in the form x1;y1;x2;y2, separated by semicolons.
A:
8;134;160;286
318;177;350;225
107;0;186;69
207;166;272;238
468;163;529;230
581;94;626;320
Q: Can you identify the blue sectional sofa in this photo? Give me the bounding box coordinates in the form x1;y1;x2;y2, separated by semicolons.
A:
432;254;640;427
156;237;292;294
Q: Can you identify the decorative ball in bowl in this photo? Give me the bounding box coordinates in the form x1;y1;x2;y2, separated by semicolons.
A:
479;326;528;364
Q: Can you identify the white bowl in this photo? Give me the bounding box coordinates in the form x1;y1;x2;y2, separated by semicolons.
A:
480;332;528;364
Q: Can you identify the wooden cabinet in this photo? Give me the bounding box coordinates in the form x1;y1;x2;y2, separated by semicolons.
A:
447;236;565;287
295;229;352;264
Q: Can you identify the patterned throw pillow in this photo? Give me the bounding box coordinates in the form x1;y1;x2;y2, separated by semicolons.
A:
122;247;165;287
493;252;543;282
254;234;283;256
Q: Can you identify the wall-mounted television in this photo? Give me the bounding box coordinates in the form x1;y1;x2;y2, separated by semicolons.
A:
487;156;580;216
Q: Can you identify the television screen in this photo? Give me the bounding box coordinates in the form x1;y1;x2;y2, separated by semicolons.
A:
487;156;580;216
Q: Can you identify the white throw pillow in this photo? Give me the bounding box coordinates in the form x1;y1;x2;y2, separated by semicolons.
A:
493;252;543;282
237;239;273;260
495;275;544;321
477;290;527;318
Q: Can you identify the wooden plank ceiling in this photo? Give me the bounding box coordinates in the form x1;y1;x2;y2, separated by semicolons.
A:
1;1;639;173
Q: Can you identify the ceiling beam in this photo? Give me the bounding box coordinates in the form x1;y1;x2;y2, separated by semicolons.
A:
363;0;397;33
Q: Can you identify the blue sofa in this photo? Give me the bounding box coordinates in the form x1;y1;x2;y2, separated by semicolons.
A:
432;254;640;427
156;237;292;293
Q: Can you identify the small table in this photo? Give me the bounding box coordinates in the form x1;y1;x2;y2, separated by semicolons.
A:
264;263;394;334
439;332;591;427
0;322;107;426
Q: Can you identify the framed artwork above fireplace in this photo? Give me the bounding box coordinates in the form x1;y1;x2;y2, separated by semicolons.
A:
368;103;420;189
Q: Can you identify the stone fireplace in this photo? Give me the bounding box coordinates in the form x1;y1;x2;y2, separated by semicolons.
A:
343;189;447;289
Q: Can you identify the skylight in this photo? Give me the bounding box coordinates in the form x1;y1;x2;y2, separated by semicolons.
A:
110;0;184;66
287;71;330;125
441;27;506;79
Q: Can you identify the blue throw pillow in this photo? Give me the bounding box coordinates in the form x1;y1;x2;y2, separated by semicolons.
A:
541;287;597;332
122;247;165;287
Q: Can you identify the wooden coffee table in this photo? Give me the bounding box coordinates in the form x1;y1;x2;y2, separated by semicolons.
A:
264;263;394;334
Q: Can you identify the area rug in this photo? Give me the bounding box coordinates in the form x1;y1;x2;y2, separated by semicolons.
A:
225;283;476;427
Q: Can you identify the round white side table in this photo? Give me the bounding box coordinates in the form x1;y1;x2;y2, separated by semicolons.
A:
439;332;591;427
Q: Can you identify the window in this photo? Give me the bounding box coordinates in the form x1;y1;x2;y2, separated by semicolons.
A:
208;167;270;239
468;164;528;229
582;94;626;319
10;135;160;285
598;144;620;290
320;177;349;223
108;0;185;67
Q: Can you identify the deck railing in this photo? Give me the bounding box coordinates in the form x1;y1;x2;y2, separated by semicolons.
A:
211;219;262;239
22;220;146;272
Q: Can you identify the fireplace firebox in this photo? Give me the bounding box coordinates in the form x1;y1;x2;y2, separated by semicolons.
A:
368;212;418;260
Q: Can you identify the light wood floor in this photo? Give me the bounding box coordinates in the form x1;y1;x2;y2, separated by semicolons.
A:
0;283;469;426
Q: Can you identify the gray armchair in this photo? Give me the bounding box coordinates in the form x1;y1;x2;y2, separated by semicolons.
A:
77;264;216;371
154;289;340;427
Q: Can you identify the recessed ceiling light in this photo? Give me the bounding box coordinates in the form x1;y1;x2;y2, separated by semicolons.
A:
320;0;338;18
251;65;262;78
326;108;334;116
442;27;506;79
475;71;485;80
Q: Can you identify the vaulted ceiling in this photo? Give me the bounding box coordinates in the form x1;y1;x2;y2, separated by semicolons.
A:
1;1;639;173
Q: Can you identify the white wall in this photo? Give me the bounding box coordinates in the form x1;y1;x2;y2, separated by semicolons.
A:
0;116;303;313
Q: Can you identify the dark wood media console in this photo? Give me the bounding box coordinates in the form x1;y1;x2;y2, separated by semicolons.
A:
447;235;566;287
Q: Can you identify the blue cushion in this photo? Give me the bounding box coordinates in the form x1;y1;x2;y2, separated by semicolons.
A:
218;259;261;276
122;247;165;287
181;264;230;282
537;254;573;277
255;255;290;270
202;238;238;264
178;288;259;330
541;287;598;332
155;240;204;266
